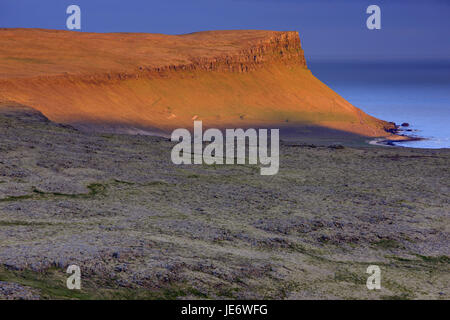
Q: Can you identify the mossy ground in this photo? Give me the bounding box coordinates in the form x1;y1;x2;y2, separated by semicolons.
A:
0;108;448;300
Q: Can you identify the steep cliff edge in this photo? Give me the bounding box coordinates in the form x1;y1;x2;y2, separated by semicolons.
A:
0;28;399;138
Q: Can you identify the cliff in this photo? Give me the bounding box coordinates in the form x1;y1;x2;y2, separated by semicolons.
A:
0;28;398;138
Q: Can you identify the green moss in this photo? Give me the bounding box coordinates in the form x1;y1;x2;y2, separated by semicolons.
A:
0;266;208;300
382;278;416;299
0;194;34;202
113;179;135;185
415;254;450;264
144;181;170;186
0;220;54;227
372;239;400;249
0;183;107;203
0;267;92;299
86;183;106;196
216;287;240;298
333;269;366;285
100;134;115;140
386;255;413;262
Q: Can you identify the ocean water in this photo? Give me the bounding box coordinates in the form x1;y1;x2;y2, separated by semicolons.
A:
308;60;450;149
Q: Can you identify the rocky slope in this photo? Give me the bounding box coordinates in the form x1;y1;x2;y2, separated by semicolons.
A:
0;28;399;138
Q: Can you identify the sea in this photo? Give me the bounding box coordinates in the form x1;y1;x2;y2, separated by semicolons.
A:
308;60;450;149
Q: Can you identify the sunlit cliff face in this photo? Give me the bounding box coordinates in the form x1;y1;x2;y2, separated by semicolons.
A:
0;29;399;138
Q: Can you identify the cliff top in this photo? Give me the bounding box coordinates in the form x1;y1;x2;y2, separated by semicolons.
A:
0;28;301;79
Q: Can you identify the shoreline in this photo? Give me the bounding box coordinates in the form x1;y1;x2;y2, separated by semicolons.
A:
369;135;425;147
370;121;426;147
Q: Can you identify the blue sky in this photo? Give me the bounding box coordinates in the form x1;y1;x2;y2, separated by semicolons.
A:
1;0;449;61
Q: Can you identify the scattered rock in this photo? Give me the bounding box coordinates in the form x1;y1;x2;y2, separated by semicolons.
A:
0;281;40;300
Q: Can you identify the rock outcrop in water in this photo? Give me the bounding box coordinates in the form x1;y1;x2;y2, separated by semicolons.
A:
0;28;400;138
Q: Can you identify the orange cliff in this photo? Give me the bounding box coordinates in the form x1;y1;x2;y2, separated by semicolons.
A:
0;28;399;138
